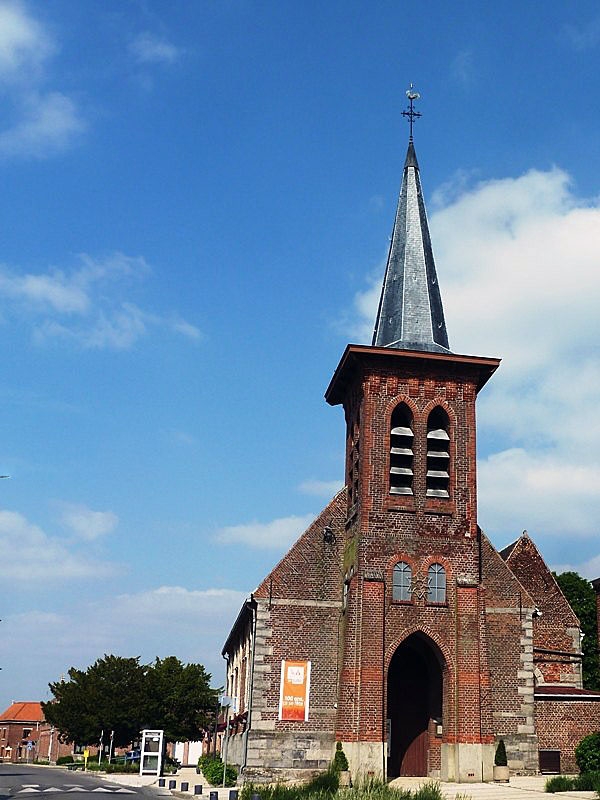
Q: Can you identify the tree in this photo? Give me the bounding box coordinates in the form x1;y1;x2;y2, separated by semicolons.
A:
554;571;600;691
144;656;217;742
43;654;218;748
43;655;148;748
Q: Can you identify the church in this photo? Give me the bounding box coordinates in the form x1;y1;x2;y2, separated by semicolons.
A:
221;95;600;783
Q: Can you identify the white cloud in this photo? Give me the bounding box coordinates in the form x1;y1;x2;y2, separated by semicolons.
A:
0;266;89;313
0;252;201;350
171;317;202;341
0;586;247;702
0;2;84;159
298;479;344;498
0;0;54;82
351;167;600;551
0;91;85;159
0;508;118;580
60;503;119;541
478;449;600;539
563;17;600;51
216;513;315;550
130;32;181;65
451;49;474;85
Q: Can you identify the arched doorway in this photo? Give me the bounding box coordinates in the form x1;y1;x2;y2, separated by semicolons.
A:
387;632;444;777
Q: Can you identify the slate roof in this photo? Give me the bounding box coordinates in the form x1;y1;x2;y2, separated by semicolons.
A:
0;701;44;722
372;140;450;354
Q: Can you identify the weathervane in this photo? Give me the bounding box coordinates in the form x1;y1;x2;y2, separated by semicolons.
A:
402;83;421;142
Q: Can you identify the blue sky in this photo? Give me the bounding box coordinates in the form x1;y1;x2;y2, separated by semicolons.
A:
1;0;600;711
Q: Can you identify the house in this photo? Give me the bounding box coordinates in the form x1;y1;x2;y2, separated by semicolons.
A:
0;701;72;763
221;105;600;783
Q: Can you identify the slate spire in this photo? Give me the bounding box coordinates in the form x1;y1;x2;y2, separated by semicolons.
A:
372;90;450;353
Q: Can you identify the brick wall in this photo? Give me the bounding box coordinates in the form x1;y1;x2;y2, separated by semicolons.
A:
504;535;582;686
536;699;600;772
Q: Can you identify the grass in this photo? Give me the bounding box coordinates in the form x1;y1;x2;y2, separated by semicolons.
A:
240;773;448;800
545;771;600;793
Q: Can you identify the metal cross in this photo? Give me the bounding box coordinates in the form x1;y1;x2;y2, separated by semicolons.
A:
402;83;421;142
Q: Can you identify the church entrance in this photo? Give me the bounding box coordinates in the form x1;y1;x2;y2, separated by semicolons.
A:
386;633;444;778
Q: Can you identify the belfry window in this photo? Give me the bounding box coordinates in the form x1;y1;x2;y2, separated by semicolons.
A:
426;407;450;498
389;403;414;496
348;414;360;509
392;561;412;601
427;563;446;603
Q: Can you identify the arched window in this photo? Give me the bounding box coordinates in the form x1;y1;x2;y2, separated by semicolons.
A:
428;563;446;603
426;407;450;498
392;561;412;601
389;403;414;496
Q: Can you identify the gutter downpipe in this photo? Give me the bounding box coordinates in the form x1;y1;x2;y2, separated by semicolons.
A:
242;596;258;772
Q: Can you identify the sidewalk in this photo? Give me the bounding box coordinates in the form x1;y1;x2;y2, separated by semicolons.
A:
389;774;596;799
100;766;237;800
102;767;598;800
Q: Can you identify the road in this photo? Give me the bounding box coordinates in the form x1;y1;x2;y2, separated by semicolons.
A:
0;764;162;800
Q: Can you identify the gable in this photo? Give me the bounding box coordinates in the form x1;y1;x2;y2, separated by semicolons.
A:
501;533;579;626
480;529;535;610
254;488;346;603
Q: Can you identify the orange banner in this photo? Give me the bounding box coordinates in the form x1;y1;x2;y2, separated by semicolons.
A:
279;659;311;721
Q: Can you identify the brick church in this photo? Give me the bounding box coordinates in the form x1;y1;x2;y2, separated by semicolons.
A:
221;101;600;783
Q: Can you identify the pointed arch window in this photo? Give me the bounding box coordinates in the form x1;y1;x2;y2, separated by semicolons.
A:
392;561;412;602
427;563;446;604
389;403;414;496
426;407;450;498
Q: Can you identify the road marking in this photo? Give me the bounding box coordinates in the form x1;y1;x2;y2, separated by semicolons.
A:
43;789;61;793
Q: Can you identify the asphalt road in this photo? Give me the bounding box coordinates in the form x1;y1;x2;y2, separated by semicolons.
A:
0;765;160;800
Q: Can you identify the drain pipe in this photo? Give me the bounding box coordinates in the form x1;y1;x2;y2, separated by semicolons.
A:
241;596;258;772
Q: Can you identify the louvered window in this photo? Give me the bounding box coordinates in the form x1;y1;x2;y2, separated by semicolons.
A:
348;414;360;508
426;407;450;498
389;403;414;496
392;561;412;601
427;563;446;603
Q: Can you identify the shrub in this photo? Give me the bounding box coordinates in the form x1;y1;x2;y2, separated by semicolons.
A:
333;742;349;772
545;775;575;792
198;753;220;773
574;771;600;791
576;731;600;773
413;782;444;800
105;762;140;774
56;755;76;765
494;739;507;767
201;756;237;787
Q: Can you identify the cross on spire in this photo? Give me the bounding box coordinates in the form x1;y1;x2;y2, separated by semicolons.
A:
402;83;421;142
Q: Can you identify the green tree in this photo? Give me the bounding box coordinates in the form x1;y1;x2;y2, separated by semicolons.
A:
554;571;600;691
144;656;218;742
43;654;218;748
43;655;147;748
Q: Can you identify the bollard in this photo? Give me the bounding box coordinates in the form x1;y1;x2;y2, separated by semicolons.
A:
181;783;189;792
194;786;203;796
229;791;238;800
169;780;177;790
158;779;166;787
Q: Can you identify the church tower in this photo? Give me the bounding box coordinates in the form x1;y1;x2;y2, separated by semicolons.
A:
325;90;500;781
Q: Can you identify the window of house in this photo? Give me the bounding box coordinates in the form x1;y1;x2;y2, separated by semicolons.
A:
392;561;412;601
426;407;450;498
427;563;446;603
390;403;414;496
22;728;32;740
